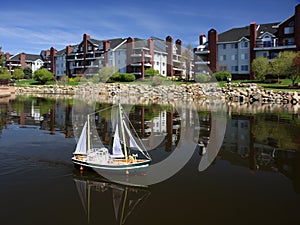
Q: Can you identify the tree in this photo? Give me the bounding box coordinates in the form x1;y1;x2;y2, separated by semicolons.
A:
270;51;298;85
0;47;10;80
252;56;269;81
23;66;32;79
181;44;193;81
292;53;300;86
0;47;5;67
95;66;117;83
13;68;24;80
33;68;54;84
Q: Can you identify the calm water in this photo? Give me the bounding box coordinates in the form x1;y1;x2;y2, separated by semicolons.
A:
0;95;300;225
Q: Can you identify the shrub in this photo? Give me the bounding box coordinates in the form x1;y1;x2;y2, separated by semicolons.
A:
110;73;136;82
13;68;24;80
69;76;82;83
145;68;159;77
213;71;232;81
23;66;32;79
33;68;54;84
195;74;211;83
119;73;136;82
0;68;11;80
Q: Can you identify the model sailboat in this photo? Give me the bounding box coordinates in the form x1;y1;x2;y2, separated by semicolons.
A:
72;103;151;172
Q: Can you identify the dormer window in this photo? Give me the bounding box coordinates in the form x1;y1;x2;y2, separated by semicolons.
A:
262;35;272;47
240;41;248;48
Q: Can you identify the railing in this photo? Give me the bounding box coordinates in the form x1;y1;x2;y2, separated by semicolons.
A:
255;40;295;48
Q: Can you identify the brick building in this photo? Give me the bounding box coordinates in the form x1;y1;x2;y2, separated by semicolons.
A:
194;4;300;79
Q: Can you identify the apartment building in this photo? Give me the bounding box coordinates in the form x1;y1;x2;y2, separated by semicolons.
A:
194;3;300;79
6;52;44;74
44;33;188;80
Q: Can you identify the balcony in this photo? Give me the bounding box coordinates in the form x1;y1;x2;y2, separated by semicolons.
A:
73;64;84;69
194;61;210;65
131;53;142;57
194;49;210;55
131;63;142;67
254;40;296;51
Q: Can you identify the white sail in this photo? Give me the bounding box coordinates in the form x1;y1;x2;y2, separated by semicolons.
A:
111;124;124;158
74;122;87;154
123;120;143;152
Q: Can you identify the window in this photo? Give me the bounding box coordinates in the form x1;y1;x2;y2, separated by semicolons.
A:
231;66;238;72
231;54;237;60
222;44;226;49
241;65;249;71
240;41;248;48
284;27;294;34
241;54;248;60
283;38;295;45
220;55;226;61
231;43;238;49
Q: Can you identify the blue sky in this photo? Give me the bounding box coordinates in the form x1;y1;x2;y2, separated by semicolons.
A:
1;0;299;54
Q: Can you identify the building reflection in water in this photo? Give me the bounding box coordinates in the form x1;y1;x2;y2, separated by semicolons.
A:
0;96;73;138
220;113;300;193
0;96;299;193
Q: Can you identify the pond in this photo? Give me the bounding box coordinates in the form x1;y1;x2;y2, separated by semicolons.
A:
0;95;299;225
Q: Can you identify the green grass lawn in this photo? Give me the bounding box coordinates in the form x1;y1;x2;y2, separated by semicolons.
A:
219;78;300;92
14;77;300;92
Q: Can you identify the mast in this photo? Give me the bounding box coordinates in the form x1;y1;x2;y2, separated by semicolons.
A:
87;114;90;151
119;104;128;162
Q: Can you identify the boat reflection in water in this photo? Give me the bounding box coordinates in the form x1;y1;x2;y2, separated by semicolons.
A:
73;170;150;225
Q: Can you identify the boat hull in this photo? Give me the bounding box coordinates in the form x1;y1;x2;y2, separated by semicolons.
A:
72;156;151;172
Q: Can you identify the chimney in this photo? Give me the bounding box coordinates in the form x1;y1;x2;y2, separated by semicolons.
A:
103;40;111;66
5;52;10;60
103;40;110;51
148;38;154;68
126;37;134;73
50;47;57;74
166;36;174;77
20;52;26;69
250;22;257;79
83;33;90;53
175;39;182;55
66;45;73;78
208;29;218;73
199;34;206;45
66;45;73;54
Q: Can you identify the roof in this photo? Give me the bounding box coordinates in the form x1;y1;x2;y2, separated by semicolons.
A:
218;22;279;43
56;49;66;56
8;53;42;62
109;38;127;49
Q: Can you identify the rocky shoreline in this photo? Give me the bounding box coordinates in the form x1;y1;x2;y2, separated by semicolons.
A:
11;82;300;105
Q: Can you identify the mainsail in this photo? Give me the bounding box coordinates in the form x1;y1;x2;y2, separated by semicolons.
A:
111;124;125;158
74;122;87;154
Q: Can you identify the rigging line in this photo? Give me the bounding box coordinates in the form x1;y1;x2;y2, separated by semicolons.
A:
87;105;116;116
